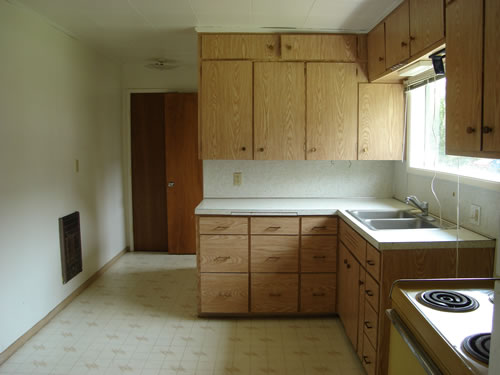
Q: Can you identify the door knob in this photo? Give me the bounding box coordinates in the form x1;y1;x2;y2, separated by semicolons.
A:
168;182;175;187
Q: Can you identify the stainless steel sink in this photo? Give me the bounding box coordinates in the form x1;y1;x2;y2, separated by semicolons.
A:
347;210;440;230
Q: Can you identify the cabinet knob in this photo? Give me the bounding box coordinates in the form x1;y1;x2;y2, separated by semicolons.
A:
310;147;317;153
401;41;408;47
267;44;274;51
359;280;364;286
366;290;374;297
378;56;384;62
346;264;351;269
257;147;265;152
286;44;292;50
364;321;373;329
410;35;416;41
363;356;372;365
168;181;175;188
367;260;376;266
362;146;368;153
241;146;246;151
483;126;493;134
466;126;476;134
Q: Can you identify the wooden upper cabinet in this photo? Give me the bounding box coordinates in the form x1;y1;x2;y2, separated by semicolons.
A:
445;0;483;154
482;0;500;153
200;61;253;159
281;34;357;61
384;0;410;69
254;62;306;160
358;84;404;160
201;34;280;60
367;22;386;80
409;0;444;57
306;63;358;160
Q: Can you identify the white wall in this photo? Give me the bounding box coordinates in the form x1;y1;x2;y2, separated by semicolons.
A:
121;63;197;91
204;160;395;198
0;1;126;353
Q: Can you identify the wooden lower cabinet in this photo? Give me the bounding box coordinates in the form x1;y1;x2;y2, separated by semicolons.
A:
199;235;248;273
362;334;377;375
200;273;248;313
251;273;298;313
251;235;299;272
301;235;337;272
300;273;336;313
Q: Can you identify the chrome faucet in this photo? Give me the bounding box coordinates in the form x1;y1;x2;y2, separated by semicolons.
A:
405;195;429;216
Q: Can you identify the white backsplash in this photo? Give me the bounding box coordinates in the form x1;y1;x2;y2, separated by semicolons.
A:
204;160;394;198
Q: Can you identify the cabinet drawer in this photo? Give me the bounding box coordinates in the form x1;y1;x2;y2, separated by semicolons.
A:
251;236;299;272
251;273;298;313
301;217;338;235
280;34;357;61
200;273;248;313
365;243;381;281
364;273;379;312
199;217;248;235
301;236;337;272
339;220;366;264
199;235;248;272
362;334;377;375
201;34;280;60
363;301;378;348
300;273;336;313
251;217;299;235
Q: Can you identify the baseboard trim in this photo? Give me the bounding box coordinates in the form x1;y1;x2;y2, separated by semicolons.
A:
0;247;129;365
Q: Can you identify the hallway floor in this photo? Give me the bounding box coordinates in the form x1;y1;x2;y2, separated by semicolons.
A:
0;253;364;375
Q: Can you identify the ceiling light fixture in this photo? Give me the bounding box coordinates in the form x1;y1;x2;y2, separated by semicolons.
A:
145;59;178;71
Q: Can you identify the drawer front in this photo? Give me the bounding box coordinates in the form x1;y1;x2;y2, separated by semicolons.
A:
199;235;248;272
251;236;299;272
201;34;280;60
199;216;248;235
251;217;299;235
339;220;366;264
364;273;379;312
363;301;378;348
280;34;357;61
362;334;377;375
357;270;366;360
301;235;337;272
365;243;381;281
301;217;338;235
251;273;298;313
200;273;248;313
300;273;336;313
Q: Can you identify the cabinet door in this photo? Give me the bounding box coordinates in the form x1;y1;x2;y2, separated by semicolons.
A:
482;0;500;153
254;62;306;160
385;0;410;69
445;0;483;154
281;34;357;61
409;0;444;57
200;61;253;159
306;63;358;160
201;34;279;60
367;22;386;80
358;84;404;160
337;243;360;349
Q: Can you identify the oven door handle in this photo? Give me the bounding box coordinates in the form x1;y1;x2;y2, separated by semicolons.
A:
386;309;443;375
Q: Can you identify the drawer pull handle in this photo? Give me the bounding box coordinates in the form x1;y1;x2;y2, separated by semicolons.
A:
214;226;229;230
285;44;292;50
359;280;364;286
312;292;326;297
346;264;351;269
366;260;376;266
343;259;348;264
266;44;274;51
218;292;231;297
366;290;374;297
364;321;373;329
312;226;327;230
363;356;371;365
214;256;230;263
269;292;282;297
313;255;326;259
266;226;281;231
266;256;280;262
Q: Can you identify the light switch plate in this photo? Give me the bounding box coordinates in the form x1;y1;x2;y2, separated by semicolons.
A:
233;172;242;186
470;204;481;225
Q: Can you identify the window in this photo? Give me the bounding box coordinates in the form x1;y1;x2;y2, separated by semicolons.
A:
407;78;500;183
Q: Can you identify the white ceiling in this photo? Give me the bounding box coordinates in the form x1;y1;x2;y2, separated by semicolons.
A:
14;0;403;66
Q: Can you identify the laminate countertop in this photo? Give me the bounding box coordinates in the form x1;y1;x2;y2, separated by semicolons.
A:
195;198;495;250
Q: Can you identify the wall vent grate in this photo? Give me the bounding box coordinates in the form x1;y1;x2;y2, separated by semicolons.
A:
59;211;82;284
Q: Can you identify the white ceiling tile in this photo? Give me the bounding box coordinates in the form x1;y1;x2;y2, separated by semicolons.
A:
190;0;252;25
127;0;197;28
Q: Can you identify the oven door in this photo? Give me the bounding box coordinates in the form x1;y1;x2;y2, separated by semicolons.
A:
386;309;442;375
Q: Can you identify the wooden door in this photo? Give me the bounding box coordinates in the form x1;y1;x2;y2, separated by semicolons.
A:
165;93;202;254
385;0;410;69
254;62;306;160
358;84;404;160
409;0;444;57
367;22;386;80
306;63;358;160
131;93;168;251
445;0;483;154
200;61;253;159
337;243;360;349
482;0;500;153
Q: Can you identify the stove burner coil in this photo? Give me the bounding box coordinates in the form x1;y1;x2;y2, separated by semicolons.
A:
463;333;490;364
417;290;479;312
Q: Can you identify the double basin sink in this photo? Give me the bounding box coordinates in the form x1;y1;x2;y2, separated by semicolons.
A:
347;210;442;231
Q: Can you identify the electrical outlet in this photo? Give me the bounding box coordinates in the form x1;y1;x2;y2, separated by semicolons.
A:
233;172;242;186
470;204;481;225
